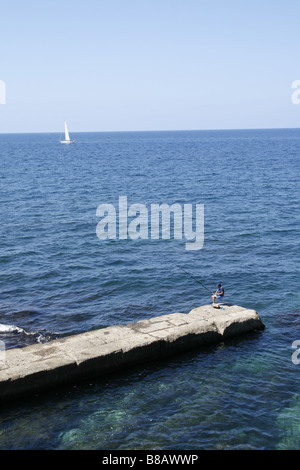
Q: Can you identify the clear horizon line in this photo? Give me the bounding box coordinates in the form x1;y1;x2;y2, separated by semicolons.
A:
0;125;298;135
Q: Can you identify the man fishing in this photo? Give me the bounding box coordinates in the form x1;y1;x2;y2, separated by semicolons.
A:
171;262;225;307
212;283;224;306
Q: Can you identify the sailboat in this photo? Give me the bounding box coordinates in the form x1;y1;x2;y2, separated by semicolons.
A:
60;121;74;144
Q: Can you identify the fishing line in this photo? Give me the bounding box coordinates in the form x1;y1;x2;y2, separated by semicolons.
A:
98;241;215;299
168;260;214;295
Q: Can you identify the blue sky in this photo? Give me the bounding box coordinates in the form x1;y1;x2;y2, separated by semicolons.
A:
0;0;300;133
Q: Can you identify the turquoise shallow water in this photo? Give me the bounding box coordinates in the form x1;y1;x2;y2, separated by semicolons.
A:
0;129;299;449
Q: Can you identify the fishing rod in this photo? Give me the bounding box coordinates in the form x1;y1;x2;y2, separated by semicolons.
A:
169;261;214;295
97;243;215;298
128;247;214;296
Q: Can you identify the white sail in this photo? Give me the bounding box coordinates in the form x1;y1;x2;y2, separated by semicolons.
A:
64;121;70;141
60;121;74;144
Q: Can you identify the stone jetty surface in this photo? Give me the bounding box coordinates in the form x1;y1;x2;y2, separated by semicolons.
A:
0;305;264;402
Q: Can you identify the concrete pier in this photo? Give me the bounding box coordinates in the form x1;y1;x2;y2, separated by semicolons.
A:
0;305;264;403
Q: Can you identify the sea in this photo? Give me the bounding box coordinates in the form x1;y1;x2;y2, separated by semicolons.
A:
0;129;299;450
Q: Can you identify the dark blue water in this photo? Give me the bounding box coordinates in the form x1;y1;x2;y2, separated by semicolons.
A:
0;129;299;449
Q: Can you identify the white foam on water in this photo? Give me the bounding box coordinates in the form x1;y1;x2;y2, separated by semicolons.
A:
0;323;25;334
0;322;61;347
